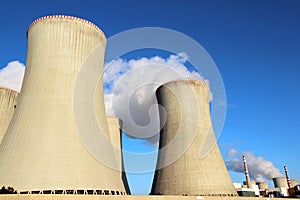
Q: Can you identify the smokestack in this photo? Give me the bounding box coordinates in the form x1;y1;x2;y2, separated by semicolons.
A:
243;155;251;188
284;165;291;189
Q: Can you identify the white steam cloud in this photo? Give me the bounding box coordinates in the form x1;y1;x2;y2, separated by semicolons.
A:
225;149;283;182
0;61;25;92
104;53;207;143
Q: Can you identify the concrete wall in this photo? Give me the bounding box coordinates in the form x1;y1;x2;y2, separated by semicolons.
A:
152;80;237;196
0;15;126;194
0;87;18;143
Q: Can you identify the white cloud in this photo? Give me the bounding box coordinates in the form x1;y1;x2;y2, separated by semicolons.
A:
0;61;25;92
104;53;207;144
226;148;238;157
225;149;283;182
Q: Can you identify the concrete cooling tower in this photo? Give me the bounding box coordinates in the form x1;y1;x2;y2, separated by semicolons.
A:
290;179;299;188
151;79;237;196
257;182;268;190
0;15;127;195
106;116;131;194
273;177;288;188
0;87;18;143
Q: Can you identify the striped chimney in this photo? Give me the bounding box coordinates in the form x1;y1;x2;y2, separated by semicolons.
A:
284;165;291;189
243;155;251;188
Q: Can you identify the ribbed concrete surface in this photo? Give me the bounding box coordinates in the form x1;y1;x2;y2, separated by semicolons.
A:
106;116;131;194
0;16;126;193
152;80;237;196
107;117;122;172
0;195;296;200
0;86;19;143
0;87;18;143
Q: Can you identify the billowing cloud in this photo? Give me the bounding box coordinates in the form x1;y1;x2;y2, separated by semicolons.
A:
0;61;25;92
104;53;207;144
225;149;283;182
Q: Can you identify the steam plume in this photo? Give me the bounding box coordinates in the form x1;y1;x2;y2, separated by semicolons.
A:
225;149;283;182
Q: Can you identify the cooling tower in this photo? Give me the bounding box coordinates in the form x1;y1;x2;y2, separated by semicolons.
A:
106;116;131;194
273;177;288;188
0;87;18;143
257;182;268;190
0;15;127;195
151;79;237;196
290;179;298;187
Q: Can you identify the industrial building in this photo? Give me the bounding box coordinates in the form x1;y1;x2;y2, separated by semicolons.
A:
234;157;300;198
151;79;237;196
0;87;18;144
233;156;259;197
0;15;127;195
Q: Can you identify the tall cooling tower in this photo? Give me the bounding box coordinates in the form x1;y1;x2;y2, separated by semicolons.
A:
106;116;131;194
0;15;127;195
273;177;288;188
0;87;18;143
151;79;237;196
258;182;268;190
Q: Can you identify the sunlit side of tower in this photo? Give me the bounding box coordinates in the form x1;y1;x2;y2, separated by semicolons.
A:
0;87;18;143
106;116;131;194
0;16;126;194
151;79;237;196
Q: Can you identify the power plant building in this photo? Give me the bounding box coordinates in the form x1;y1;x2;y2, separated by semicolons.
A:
0;87;18;143
0;16;127;194
151;80;237;196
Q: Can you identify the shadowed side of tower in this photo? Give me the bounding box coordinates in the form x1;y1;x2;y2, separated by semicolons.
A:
0;16;126;194
151;79;237;196
0;87;18;143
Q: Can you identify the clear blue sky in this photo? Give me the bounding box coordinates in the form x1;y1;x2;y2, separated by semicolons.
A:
0;0;299;194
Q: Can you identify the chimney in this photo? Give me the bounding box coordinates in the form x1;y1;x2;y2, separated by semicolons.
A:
243;155;251;188
284;165;291;189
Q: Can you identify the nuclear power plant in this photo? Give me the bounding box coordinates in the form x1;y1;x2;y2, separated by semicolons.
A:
151;80;237;196
0;15;299;200
0;15;127;195
0;87;18;143
232;157;300;198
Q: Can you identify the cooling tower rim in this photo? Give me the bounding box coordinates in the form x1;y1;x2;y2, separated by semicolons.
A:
0;86;19;94
106;115;119;119
158;78;209;89
106;115;123;125
27;15;105;39
272;176;287;180
257;181;268;184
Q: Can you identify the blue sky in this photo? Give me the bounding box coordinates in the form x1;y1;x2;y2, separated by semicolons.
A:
0;0;299;194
